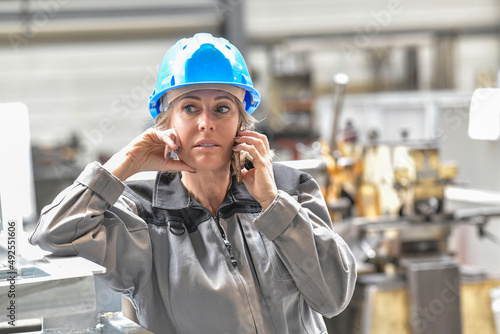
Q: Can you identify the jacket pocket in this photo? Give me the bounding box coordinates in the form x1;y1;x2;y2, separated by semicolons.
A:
260;232;294;282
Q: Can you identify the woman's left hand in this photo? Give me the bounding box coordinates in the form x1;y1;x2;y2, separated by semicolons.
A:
233;130;278;210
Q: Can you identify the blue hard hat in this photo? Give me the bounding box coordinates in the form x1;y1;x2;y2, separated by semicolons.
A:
148;33;261;118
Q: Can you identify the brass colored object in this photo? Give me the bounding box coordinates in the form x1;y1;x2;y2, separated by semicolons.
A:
414;182;445;200
394;168;411;187
391;146;457;218
329;275;500;334
369;287;410;334
439;164;459;180
410;148;440;180
355;183;380;217
366;279;500;334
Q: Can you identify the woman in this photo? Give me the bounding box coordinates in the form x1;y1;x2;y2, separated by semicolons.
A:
30;33;356;333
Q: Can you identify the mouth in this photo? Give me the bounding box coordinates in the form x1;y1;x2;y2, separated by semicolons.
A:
195;143;219;147
193;140;221;149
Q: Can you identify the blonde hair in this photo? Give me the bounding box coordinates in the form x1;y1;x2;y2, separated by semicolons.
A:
154;93;256;131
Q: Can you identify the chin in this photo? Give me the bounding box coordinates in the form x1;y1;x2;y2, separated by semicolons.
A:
192;158;230;171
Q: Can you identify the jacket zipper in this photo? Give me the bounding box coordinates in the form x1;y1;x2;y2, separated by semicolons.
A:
215;212;238;267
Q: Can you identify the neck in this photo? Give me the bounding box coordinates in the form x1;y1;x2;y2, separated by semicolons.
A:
181;167;231;216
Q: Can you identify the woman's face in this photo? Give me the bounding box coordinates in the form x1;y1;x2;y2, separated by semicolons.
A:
170;89;240;172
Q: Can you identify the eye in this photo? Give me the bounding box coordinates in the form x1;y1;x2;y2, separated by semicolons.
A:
182;105;197;113
216;105;231;114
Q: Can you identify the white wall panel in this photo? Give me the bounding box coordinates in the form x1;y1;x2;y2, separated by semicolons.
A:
247;0;500;38
455;36;500;91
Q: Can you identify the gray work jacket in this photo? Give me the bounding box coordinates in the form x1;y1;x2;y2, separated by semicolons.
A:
30;162;357;334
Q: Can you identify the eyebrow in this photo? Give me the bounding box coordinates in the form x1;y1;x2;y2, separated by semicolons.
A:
179;95;201;101
215;95;235;102
179;94;235;102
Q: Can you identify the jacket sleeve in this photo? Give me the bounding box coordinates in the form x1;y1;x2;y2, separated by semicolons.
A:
253;175;357;318
29;162;153;296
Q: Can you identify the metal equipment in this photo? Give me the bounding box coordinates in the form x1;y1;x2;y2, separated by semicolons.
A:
0;243;154;333
0;103;151;333
289;85;500;333
330;73;350;152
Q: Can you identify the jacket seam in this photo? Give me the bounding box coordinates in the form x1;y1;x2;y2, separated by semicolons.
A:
132;270;153;302
79;170;114;204
70;174;116;242
70;193;99;243
122;190;147;218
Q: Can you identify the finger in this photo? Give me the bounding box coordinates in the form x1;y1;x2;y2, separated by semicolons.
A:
164;160;196;173
153;130;180;160
234;138;272;163
237;130;270;149
241;150;251;164
239;167;254;184
234;135;269;158
158;131;179;150
164;145;172;160
233;143;266;166
236;131;276;162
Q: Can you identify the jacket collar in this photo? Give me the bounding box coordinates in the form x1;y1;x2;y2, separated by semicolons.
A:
152;172;258;210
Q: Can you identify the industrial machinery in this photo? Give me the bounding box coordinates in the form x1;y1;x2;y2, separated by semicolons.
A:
292;80;500;334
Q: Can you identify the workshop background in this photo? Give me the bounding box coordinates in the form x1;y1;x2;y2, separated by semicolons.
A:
3;0;500;333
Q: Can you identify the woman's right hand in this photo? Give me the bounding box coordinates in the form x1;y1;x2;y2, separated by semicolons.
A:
103;128;196;181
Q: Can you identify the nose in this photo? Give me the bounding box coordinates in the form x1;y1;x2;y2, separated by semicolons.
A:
198;110;215;131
